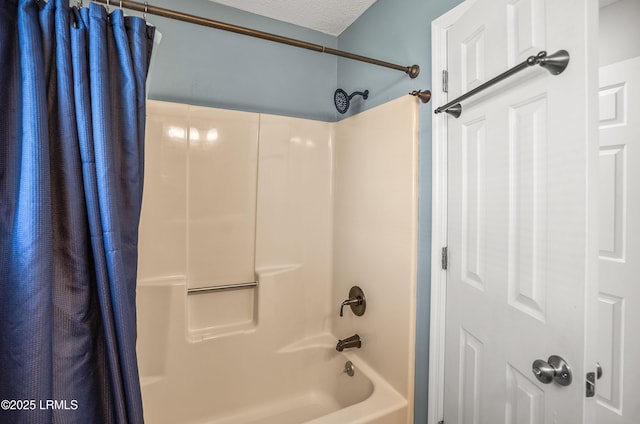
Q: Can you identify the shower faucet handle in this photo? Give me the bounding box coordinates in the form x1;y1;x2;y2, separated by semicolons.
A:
339;298;361;317
339;286;366;317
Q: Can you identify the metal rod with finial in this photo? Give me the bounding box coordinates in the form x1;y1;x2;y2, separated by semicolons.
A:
410;89;431;103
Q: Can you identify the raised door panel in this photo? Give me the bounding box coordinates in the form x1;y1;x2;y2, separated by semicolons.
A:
507;0;546;65
507;95;548;323
462;27;486;92
506;364;544;424
459;329;484;424
596;293;624;413
598;145;626;260
462;118;487;292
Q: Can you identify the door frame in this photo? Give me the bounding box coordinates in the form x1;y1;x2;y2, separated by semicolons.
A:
427;2;475;423
427;1;600;423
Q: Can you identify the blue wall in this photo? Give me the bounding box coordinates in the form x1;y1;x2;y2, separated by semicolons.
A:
146;0;338;122
143;0;462;422
337;1;462;422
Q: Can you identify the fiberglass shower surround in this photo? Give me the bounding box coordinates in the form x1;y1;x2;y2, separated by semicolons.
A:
136;96;419;423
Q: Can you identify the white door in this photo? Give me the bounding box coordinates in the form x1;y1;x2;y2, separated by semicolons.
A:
442;0;598;423
596;56;640;424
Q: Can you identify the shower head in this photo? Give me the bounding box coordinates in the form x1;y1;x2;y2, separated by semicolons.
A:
334;88;369;114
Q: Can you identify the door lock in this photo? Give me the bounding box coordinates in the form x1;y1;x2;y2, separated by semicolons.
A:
586;363;603;398
532;355;572;386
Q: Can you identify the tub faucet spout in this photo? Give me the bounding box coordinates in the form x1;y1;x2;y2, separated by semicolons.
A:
336;334;361;352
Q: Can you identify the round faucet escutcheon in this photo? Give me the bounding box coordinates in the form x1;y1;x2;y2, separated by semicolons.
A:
339;286;366;317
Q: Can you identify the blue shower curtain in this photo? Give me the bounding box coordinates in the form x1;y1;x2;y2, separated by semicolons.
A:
0;0;154;422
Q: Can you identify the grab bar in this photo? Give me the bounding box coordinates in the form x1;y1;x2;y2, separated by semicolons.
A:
187;281;257;294
434;49;570;118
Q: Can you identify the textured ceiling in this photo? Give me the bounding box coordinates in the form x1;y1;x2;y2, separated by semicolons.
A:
207;0;378;36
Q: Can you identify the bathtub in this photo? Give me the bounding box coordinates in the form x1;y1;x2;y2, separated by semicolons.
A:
191;347;407;424
136;277;408;424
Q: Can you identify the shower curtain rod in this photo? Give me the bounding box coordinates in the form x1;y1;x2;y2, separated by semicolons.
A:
91;0;421;79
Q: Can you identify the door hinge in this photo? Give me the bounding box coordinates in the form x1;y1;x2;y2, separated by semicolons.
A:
441;247;448;270
442;70;449;93
438;420;445;424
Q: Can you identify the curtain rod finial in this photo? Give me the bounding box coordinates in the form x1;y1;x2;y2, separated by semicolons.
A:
410;89;431;103
407;64;420;79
